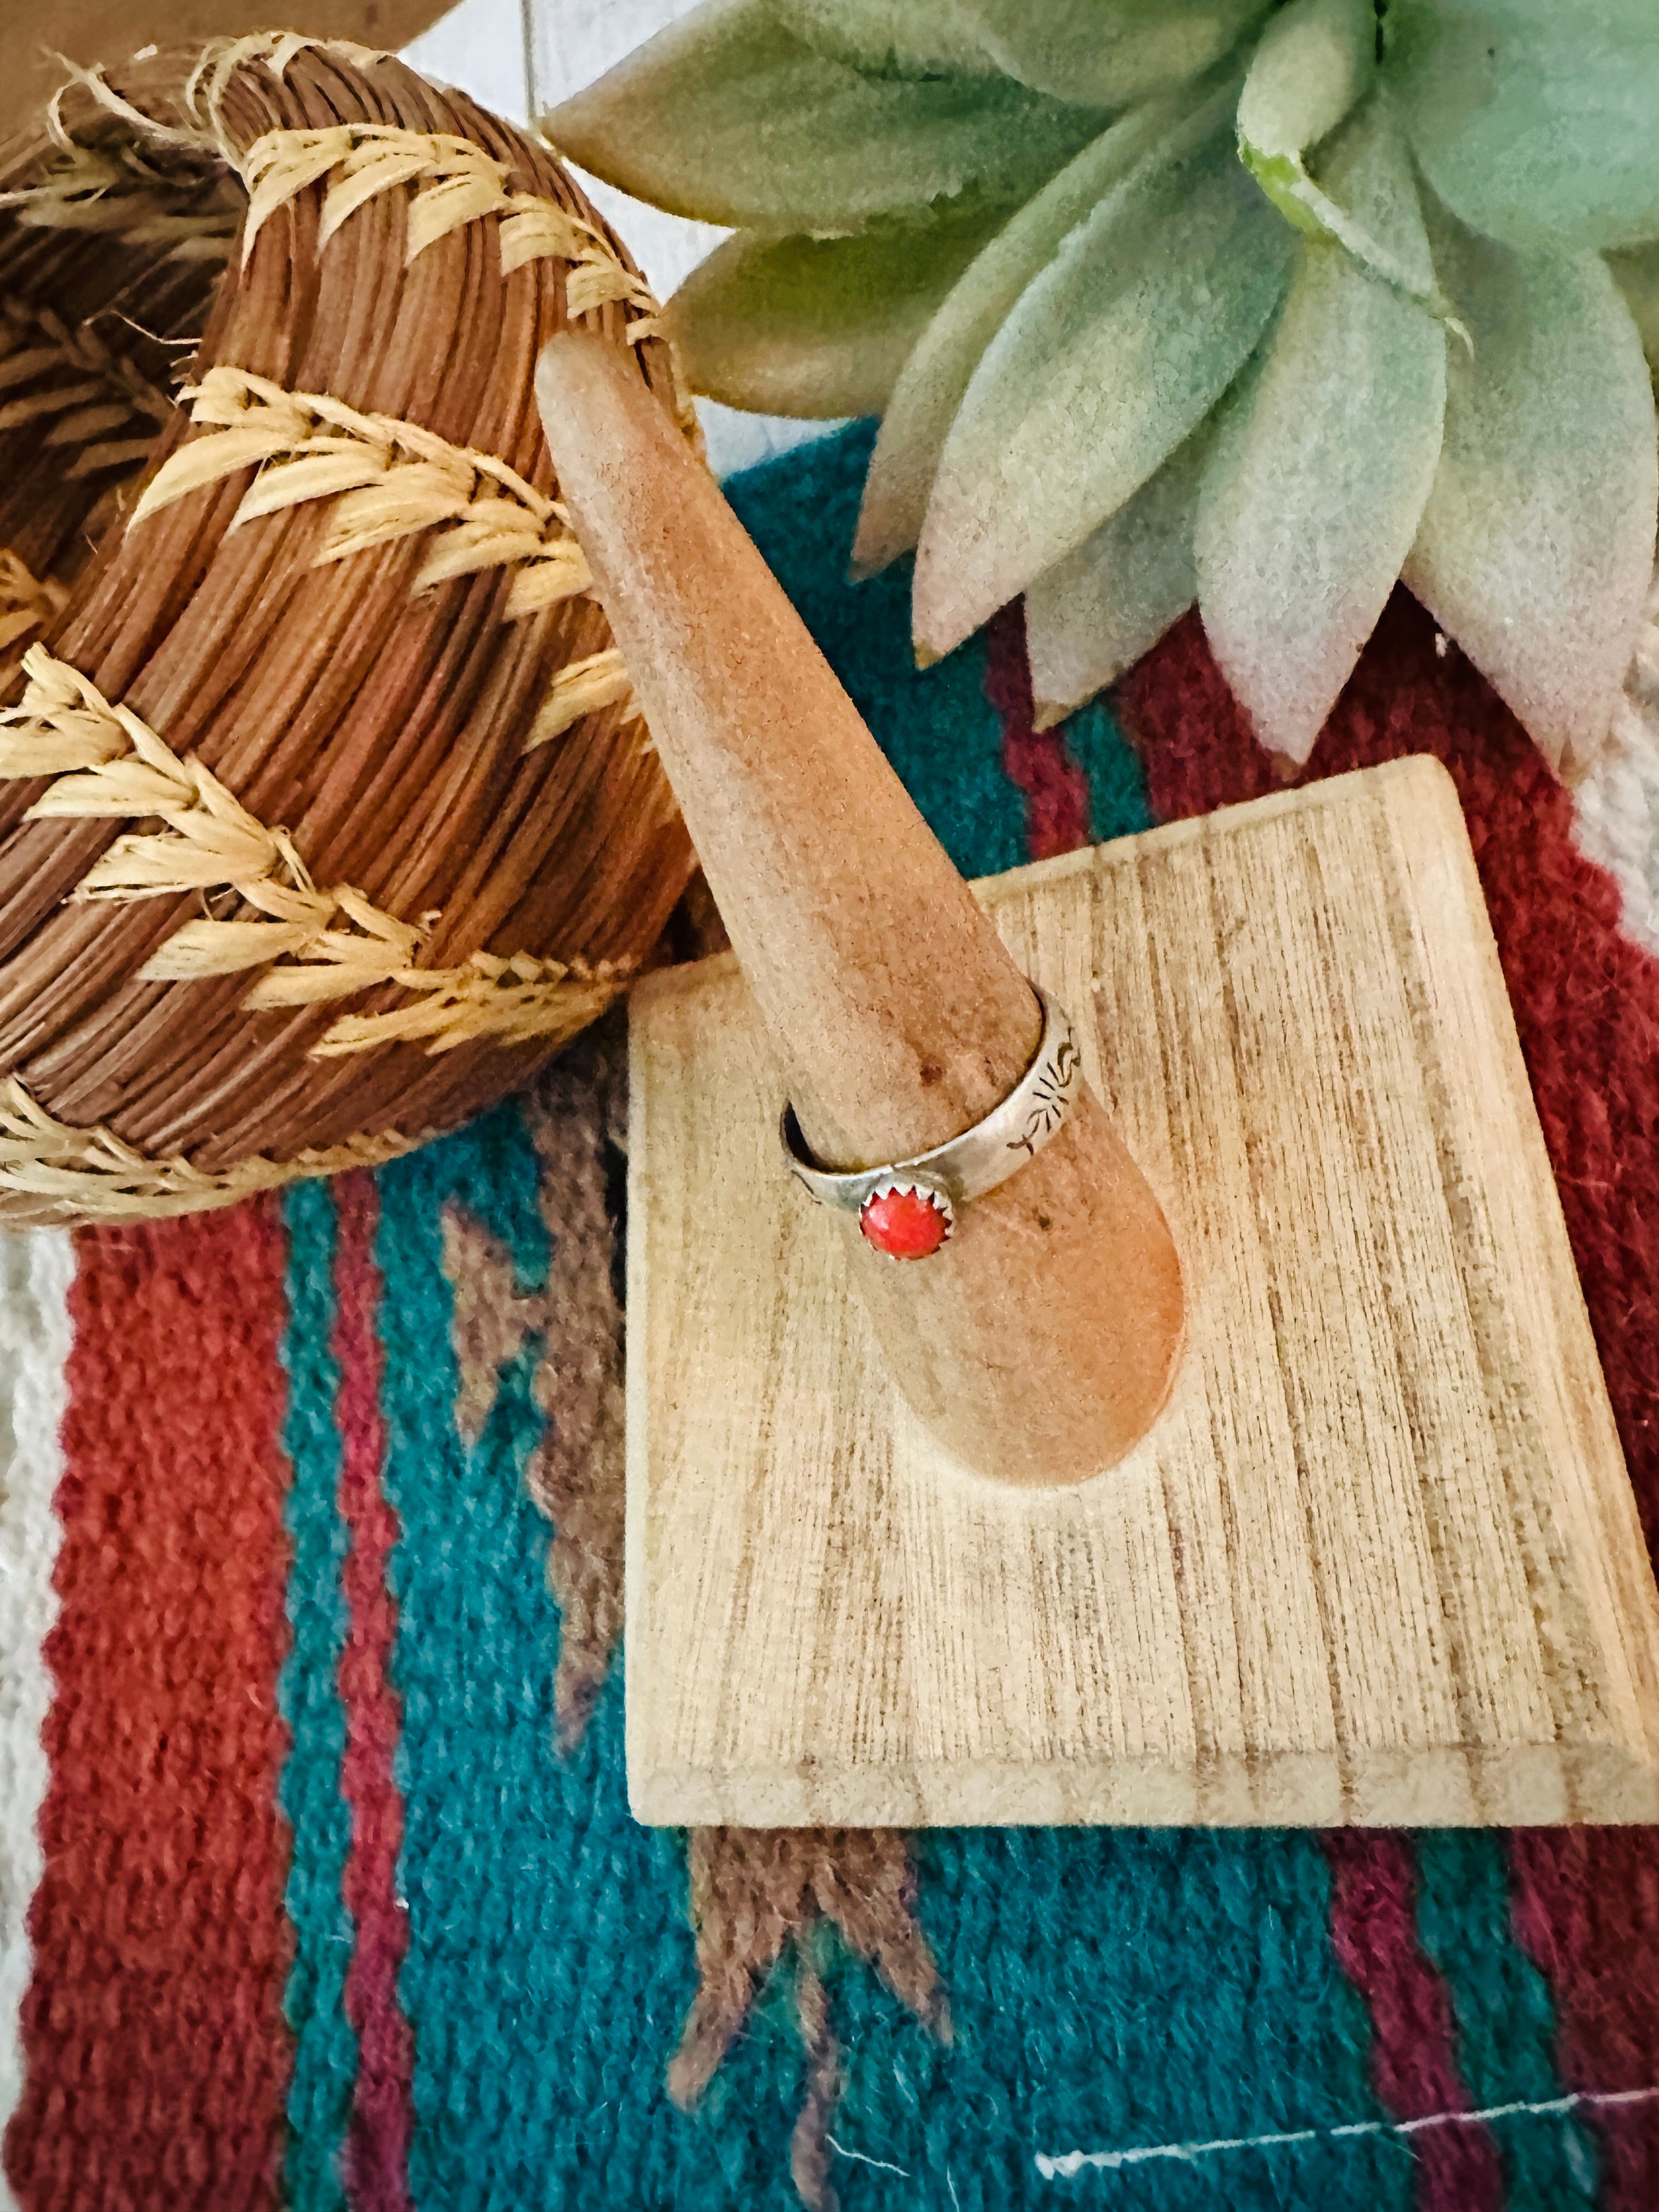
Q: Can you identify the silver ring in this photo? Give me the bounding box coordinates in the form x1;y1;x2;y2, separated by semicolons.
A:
781;986;1082;1259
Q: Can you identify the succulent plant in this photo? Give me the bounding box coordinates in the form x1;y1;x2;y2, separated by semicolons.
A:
550;0;1659;772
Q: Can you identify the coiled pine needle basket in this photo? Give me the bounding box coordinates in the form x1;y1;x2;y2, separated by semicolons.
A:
0;32;698;1226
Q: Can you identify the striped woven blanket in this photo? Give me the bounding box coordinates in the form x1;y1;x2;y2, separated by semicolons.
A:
2;425;1657;2212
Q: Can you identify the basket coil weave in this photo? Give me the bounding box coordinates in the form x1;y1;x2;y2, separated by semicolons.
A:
0;32;698;1227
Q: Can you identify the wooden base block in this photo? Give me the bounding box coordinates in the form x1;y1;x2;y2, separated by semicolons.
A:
625;759;1659;1826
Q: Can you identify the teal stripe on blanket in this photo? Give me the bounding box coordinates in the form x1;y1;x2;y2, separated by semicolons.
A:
791;1830;1411;2211
278;1177;358;2212
1417;1831;1598;2208
374;1103;810;2208
1068;697;1154;843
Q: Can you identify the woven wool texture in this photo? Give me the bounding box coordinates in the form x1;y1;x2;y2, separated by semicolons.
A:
1;423;1657;2211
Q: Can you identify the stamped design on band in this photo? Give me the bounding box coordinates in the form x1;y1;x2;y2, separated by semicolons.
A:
781;986;1081;1261
1008;1032;1081;1159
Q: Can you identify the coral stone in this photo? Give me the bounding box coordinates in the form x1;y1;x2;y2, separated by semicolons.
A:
860;1184;949;1260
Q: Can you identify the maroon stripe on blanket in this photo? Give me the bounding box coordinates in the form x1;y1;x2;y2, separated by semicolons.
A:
1509;1830;1659;2212
332;1172;415;2212
985;601;1093;860
1323;1833;1503;2210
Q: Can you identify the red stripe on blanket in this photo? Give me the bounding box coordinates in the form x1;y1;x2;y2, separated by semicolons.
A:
1115;588;1659;2208
1509;1831;1659;2212
985;601;1093;859
4;1201;294;2212
1322;1833;1503;2211
332;1172;415;2212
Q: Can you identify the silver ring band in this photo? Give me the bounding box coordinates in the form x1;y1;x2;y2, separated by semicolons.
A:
781;986;1082;1256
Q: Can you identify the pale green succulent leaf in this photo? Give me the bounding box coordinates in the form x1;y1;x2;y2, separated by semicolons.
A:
853;90;1199;577
1395;0;1659;253
1025;425;1211;727
1235;0;1456;325
1403;208;1658;772
958;0;1269;109
543;0;1107;233
1607;242;1659;370
913;98;1295;659
770;0;997;79
1197;98;1446;765
666;208;1008;417
1237;0;1373;162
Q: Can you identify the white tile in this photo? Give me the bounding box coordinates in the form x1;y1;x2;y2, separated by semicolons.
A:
403;0;528;121
526;0;704;110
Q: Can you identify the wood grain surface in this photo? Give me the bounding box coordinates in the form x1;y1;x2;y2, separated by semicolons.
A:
626;757;1659;1826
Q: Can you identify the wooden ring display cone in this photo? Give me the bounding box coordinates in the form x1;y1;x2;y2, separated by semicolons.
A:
535;334;1659;1831
537;332;1184;1489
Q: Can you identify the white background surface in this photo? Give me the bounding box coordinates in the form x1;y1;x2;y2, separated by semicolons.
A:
403;0;842;476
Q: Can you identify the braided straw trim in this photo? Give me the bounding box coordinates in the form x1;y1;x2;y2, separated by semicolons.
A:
185;32;392;144
44;57;217;158
36;39;386;163
129;365;595;617
236;123;662;331
0;646;634;1053
1;295;176;478
0;37;365;262
0;644;428;986
10;47;657;328
527;647;643;752
0;138;239;262
0;553;65;657
307;951;629;1058
0;1071;421;1225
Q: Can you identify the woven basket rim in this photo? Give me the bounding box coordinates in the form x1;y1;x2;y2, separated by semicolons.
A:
0;34;698;1227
